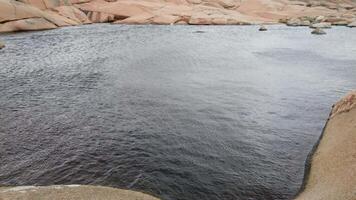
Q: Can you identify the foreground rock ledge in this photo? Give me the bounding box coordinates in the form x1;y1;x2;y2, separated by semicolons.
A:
0;185;160;200
296;91;356;200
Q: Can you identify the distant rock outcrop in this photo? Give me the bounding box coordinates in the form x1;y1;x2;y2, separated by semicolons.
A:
0;0;356;32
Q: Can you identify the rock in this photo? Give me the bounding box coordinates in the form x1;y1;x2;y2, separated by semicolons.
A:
0;17;57;33
151;15;181;25
295;91;356;200
258;25;267;31
286;18;301;26
0;41;4;49
311;27;326;35
51;6;91;24
0;185;160;200
87;11;115;23
310;22;332;29
348;21;356;27
175;20;188;25
300;20;311;26
314;15;325;23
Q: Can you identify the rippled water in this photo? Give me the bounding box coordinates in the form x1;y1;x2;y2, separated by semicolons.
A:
0;24;355;200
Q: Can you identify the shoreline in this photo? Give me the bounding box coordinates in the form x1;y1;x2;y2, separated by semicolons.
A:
0;0;355;33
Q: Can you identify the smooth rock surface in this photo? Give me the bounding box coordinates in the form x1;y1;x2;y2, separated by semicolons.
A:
296;91;356;200
0;185;160;200
0;17;57;32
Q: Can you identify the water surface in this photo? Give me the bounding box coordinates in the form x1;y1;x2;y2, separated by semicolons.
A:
0;24;356;200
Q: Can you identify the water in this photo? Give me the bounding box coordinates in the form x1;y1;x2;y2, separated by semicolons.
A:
0;24;355;200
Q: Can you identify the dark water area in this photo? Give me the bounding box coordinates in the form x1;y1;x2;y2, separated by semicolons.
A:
0;24;355;200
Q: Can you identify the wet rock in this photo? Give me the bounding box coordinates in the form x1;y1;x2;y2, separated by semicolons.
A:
0;41;4;49
258;25;267;31
311;27;326;35
310;22;332;29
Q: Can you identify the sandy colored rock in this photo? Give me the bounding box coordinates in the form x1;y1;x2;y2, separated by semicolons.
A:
0;17;57;32
19;0;72;10
310;22;332;28
296;91;356;200
52;6;91;24
348;20;356;27
151;15;181;24
311;27;326;34
0;0;42;23
0;185;160;200
286;18;302;26
0;41;4;49
87;11;115;23
1;0;356;31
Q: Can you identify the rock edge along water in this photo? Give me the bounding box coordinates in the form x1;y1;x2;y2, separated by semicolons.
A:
0;0;356;33
295;91;356;200
0;185;160;200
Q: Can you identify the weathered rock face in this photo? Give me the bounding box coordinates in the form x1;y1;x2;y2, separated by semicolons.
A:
295;91;356;200
0;185;160;200
0;0;356;32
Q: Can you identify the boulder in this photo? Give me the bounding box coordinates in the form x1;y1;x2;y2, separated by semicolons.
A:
311;27;326;35
314;15;325;23
310;22;332;28
286;18;301;26
0;41;4;49
258;25;267;31
0;17;57;33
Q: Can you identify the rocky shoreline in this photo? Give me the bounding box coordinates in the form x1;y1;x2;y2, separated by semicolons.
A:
0;0;356;33
296;91;356;200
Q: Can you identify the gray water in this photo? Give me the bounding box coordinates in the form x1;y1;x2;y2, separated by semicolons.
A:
0;24;355;200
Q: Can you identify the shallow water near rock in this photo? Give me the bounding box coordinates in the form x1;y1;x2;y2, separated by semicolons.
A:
0;24;355;200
